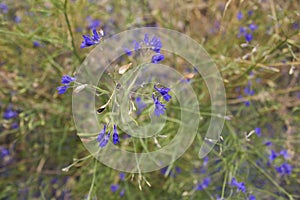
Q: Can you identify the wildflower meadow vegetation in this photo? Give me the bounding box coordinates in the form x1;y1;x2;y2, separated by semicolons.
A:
1;0;300;199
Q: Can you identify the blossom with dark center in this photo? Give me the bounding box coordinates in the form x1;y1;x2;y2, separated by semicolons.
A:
113;125;119;145
151;54;164;64
154;85;172;102
80;29;103;48
152;94;166;116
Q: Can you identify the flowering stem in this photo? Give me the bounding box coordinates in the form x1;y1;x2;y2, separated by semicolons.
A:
248;159;294;200
63;0;81;64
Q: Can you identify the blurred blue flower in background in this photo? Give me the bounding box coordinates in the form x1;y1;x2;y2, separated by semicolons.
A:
113;125;119;145
154;85;172;102
231;178;246;193
152;94;166;116
0;3;8;13
80;29;103;48
151;54;164;64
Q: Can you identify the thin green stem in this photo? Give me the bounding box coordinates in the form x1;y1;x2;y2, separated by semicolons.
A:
63;0;81;64
87;159;98;200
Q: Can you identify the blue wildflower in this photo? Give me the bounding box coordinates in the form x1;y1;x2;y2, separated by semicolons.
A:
238;27;246;38
99;132;110;148
149;36;162;53
0;3;8;13
57;85;69;95
113;125;119;145
268;150;277;162
3;107;18;120
1;147;9;159
61;75;76;85
119;173;125;181
264;141;272;146
275;162;292;175
245;100;250;106
135;97;147;115
97;125;107;142
154;85;172;102
254;127;261;136
144;34;149;44
133;41;141;52
245;33;253;43
151;54;164;64
249;195;256;200
110;184;119;192
33;41;40;47
231;178;246;193
11;122;19;129
249;23;258;31
123;47;132;56
248;10;253;17
120;189;125;197
292;22;299;30
152;94;166;116
196;177;211;190
87;18;101;30
237;11;243;20
80;29;103;48
14;16;21;23
279;150;289;159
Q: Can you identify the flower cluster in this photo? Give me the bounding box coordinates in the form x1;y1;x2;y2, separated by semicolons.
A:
152;85;172;117
268;149;292;175
80;29;104;48
195;177;211;191
124;34;164;64
231;177;246;193
237;11;258;43
97;124;119;148
57;75;76;95
110;173;126;197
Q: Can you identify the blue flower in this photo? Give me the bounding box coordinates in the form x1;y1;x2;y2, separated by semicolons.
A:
151;54;164;64
87;18;101;30
57;85;69;95
61;75;76;85
254;127;261;136
196;177;211;190
249;195;256;200
11;122;19;129
245;33;253;43
14;16;21;23
133;41;141;52
99;132;110;148
144;34;149;44
279;149;289;159
249;23;258;31
119;173;125;181
135;97;147;115
275;162;292;175
97;125;107;142
3;107;18;120
0;3;8;13
231;178;246;193
110;184;119;192
120;189;125;197
152;94;166;116
123;47;132;56
238;27;246;38
268;150;277;162
33;41;40;47
80;29;103;48
149;36;162;53
1;147;9;159
237;11;243;20
113;124;119;145
264;141;272;146
154;85;172;102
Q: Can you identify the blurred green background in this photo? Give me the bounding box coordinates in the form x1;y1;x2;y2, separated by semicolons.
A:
0;0;299;199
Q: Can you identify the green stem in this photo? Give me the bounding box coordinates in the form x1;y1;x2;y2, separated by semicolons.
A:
63;0;81;64
87;159;98;200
